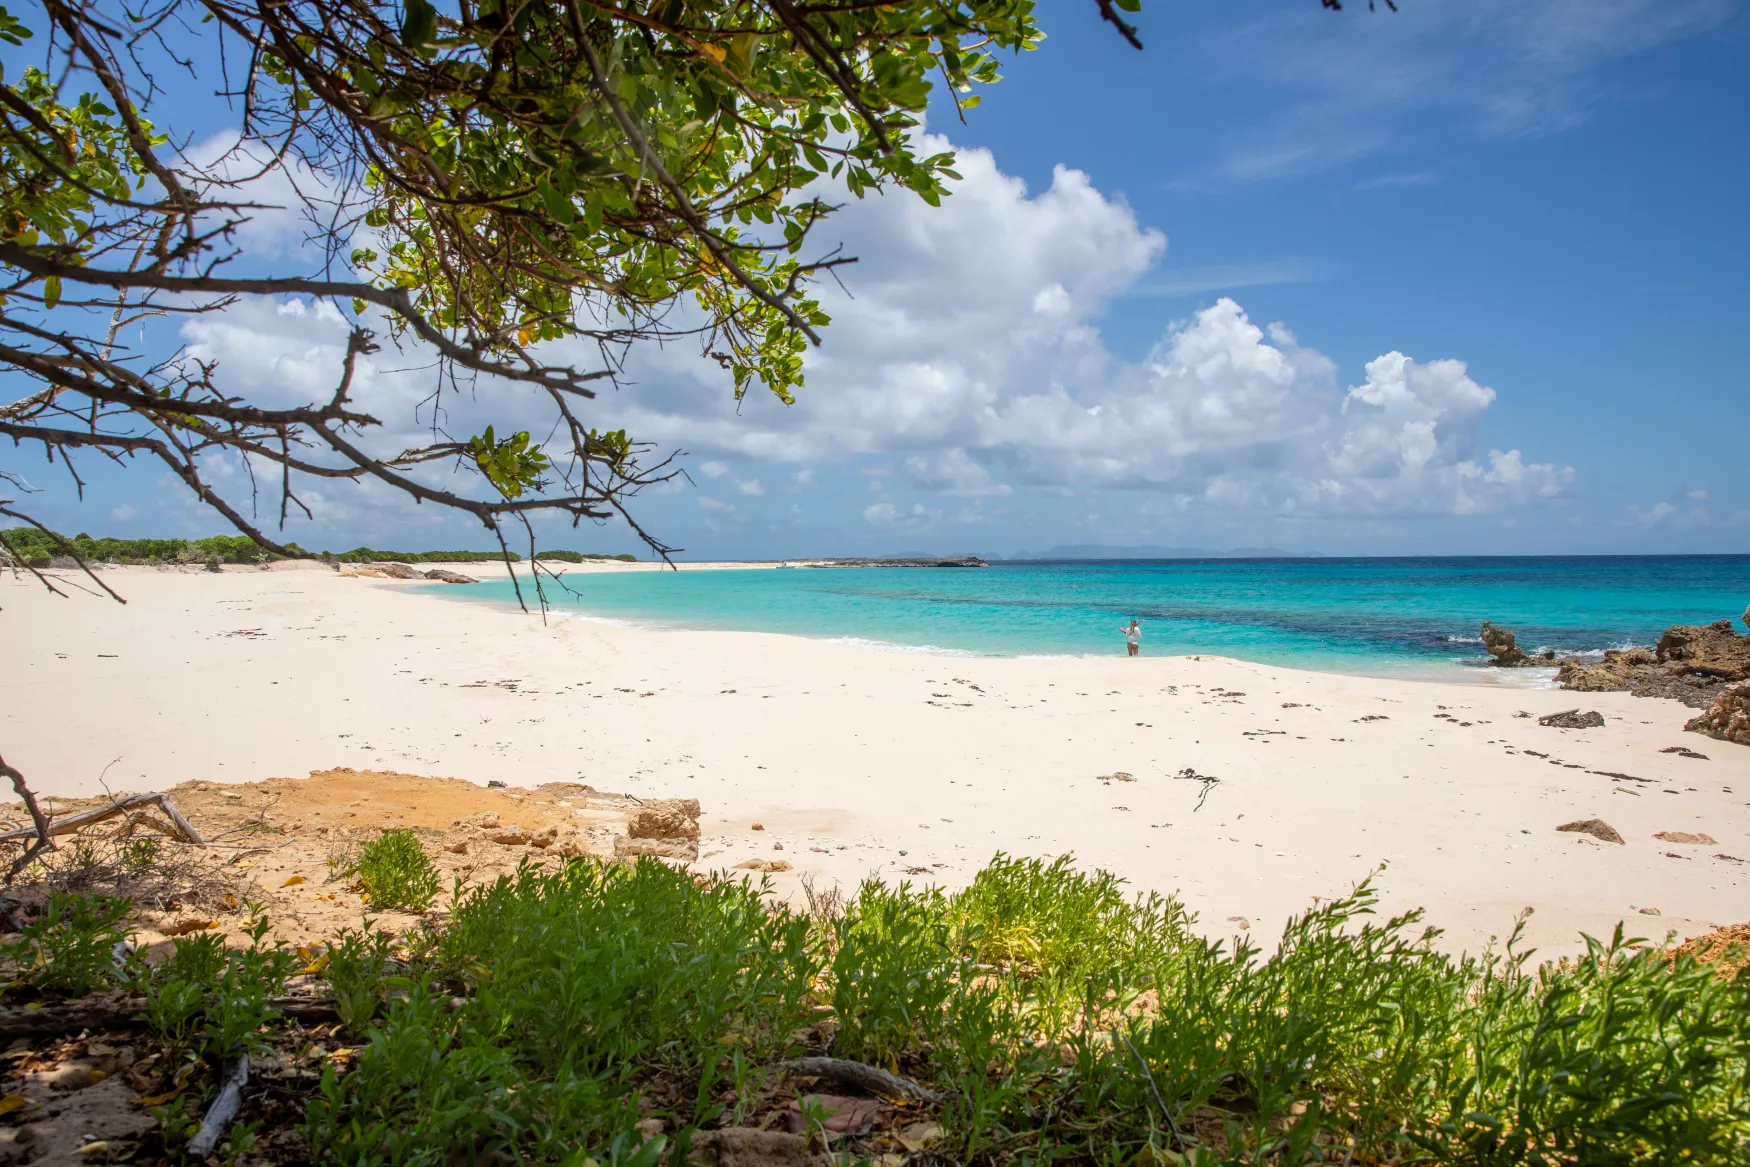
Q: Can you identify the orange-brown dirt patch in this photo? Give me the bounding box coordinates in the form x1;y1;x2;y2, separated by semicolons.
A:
2;768;698;952
1671;922;1750;979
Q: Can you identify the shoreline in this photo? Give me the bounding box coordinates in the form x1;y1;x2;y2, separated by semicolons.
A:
3;562;1745;957
419;559;1586;687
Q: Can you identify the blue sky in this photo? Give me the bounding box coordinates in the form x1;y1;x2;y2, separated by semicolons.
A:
7;0;1748;558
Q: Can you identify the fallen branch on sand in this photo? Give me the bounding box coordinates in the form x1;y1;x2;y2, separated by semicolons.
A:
786;1056;944;1104
0;752;55;880
0;791;204;847
186;1055;249;1159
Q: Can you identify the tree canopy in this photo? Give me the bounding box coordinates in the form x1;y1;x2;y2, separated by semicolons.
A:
0;0;1373;597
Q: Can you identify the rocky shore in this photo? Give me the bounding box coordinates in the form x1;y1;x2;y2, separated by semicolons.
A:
1555;619;1750;709
1540;614;1750;748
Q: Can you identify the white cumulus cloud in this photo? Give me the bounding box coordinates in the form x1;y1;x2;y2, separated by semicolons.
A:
167;130;1570;539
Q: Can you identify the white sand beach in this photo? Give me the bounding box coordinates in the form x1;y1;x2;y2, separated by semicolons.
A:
3;561;1744;956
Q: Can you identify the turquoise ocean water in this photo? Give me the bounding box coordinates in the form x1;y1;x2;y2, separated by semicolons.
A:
441;556;1750;681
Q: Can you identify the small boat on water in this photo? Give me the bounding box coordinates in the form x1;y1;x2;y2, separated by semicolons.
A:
775;562;795;569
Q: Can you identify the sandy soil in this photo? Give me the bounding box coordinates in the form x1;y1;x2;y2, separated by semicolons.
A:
2;561;1746;955
1;767;698;953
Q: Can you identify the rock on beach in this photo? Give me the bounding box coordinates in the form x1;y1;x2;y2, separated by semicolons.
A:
1685;683;1750;748
1559;619;1750;708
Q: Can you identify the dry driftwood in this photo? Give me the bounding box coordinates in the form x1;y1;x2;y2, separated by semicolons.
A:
0;995;339;1038
0;792;204;846
186;1054;248;1158
0;753;55;880
786;1056;944;1104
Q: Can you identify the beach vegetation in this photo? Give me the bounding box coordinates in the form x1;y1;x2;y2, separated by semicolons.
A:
0;888;131;997
0;527;552;567
333;546;524;564
0;527;303;567
142;910;300;1059
534;550;640;563
336;828;443;913
314;857;1750;1165
5;860;1746;1162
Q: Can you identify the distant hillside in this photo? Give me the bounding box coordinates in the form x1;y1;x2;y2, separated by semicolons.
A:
1010;544;1320;560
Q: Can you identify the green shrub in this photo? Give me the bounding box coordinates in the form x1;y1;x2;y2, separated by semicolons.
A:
532;550;637;562
344;829;442;913
324;927;402;1034
829;880;957;1065
0;527;304;565
268;856;1750;1165
142;913;299;1058
306;858;817;1164
0;890;132;997
335;546;520;563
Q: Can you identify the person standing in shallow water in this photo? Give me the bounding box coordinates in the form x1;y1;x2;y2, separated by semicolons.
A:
1121;620;1141;657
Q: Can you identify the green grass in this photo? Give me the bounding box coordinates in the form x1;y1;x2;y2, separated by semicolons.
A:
339;828;443;913
10;857;1747;1164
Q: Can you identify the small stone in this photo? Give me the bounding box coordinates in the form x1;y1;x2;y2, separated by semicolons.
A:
615;836;699;862
487;779;508;789
491;825;531;846
445;839;469;855
529;825;560;848
1638;906;1662;916
751;823;765;831
552;829;590;858
1653;831;1718;845
897;1122;944;1153
470;811;500;828
627;803;701;841
1539;709;1605;729
687;1127;812;1167
734;859;792;873
785;1094;879;1138
772;842;783;851
1557;818;1624;844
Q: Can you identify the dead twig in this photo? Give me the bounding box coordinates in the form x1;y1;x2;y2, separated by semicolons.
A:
0;752;55;880
0;792;203;846
785;1056;943;1104
186;1054;248;1159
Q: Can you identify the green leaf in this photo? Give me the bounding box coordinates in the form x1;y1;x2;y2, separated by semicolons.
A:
41;274;59;309
399;0;437;49
536;178;576;224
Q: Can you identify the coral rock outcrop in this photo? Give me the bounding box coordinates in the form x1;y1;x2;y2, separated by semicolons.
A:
1480;621;1543;667
1685;683;1750;748
1557;619;1750;708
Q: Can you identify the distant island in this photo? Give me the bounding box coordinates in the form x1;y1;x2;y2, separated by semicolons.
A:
803;556;986;568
